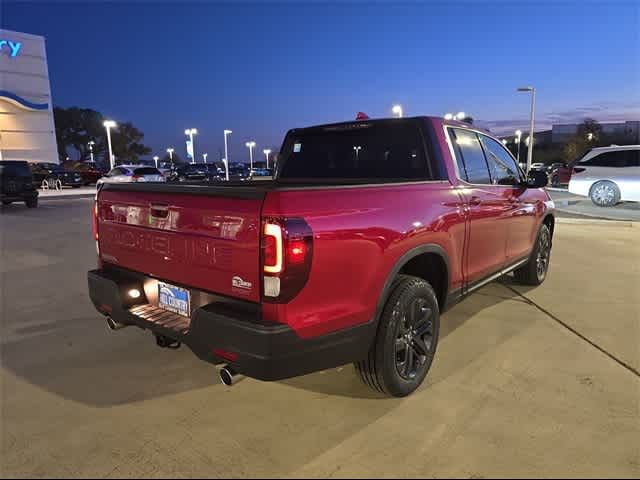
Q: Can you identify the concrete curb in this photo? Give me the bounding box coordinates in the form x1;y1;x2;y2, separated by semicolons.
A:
556;216;637;228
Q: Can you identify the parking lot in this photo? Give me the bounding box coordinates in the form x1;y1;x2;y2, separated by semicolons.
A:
1;198;638;478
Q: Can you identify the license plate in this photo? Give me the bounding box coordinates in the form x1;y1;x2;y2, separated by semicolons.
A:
158;282;191;317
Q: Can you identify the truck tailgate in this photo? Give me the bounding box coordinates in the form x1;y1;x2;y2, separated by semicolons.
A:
97;184;267;302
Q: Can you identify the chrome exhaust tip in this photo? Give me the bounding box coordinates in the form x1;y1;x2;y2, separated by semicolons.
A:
220;365;236;386
106;316;128;331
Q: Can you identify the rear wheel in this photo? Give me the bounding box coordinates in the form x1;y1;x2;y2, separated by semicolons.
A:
25;197;38;208
590;180;620;207
514;224;552;285
551;174;560;187
355;275;440;397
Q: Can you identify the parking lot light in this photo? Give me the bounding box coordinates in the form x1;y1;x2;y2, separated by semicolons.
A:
517;86;536;173
263;149;272;169
392;105;403;118
103;120;117;169
153;156;159;168
245;141;256;170
224;130;232;181
166;148;174;164
444;113;454;120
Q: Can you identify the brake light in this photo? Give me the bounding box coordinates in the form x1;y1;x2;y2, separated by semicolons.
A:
132;175;142;181
287;239;307;265
262;218;313;302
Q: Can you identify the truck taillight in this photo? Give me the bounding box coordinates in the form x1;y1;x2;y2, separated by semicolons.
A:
262;218;313;303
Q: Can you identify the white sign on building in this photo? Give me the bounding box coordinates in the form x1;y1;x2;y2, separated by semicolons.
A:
0;29;58;163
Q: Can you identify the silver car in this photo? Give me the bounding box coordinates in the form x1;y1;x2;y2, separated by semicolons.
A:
568;145;640;207
97;165;166;186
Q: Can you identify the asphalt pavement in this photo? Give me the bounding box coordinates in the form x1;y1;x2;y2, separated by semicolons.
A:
1;198;638;478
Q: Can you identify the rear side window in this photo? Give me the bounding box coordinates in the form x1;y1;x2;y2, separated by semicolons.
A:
133;167;160;175
625;150;640;167
0;162;31;176
450;128;491;184
278;120;434;181
581;151;631;167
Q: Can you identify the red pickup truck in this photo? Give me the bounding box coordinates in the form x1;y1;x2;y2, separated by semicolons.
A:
88;116;554;397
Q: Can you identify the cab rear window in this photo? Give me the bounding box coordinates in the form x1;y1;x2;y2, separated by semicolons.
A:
278;120;435;181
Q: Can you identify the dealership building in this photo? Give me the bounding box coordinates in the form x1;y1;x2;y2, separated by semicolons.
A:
0;28;57;164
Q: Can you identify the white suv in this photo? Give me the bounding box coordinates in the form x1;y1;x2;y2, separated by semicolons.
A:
568;145;640;207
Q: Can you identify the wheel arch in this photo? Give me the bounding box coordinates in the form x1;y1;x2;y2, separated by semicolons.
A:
373;244;450;326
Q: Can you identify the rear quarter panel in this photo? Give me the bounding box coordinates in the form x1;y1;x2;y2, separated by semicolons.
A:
262;182;466;338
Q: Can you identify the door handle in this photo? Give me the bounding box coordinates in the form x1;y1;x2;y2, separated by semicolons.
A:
468;196;482;207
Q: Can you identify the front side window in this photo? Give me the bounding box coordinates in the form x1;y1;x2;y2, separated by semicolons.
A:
450;128;491;184
480;135;522;185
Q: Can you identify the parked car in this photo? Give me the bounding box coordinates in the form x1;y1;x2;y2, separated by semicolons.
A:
530;162;546;171
29;162;84;189
568;145;640;206
97;165;166;185
88;115;553;398
73;162;108;185
0;161;38;207
248;168;273;180
227;164;250;181
169;163;221;182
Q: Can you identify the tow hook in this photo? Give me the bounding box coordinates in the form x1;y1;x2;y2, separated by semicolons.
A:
155;335;181;349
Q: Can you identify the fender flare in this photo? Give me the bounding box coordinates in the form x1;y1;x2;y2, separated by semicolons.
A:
372;243;451;327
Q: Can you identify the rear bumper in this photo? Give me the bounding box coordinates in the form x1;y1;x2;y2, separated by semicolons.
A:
87;268;375;381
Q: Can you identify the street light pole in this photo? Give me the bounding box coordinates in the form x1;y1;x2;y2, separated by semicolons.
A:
223;130;232;181
88;141;95;163
515;130;522;165
153;156;159;168
103;120;117;170
203;153;208;163
245;141;256;171
185;128;198;164
518;86;536;174
263;149;271;169
166;148;174;165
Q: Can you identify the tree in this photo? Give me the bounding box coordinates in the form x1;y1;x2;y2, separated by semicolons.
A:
53;106;151;165
54;107;107;163
562;118;604;162
160;151;185;165
110;122;152;164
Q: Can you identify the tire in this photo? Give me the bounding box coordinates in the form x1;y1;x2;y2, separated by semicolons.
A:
551;175;560;187
2;200;12;205
355;275;440;397
590;180;620;207
514;224;552;286
25;198;38;208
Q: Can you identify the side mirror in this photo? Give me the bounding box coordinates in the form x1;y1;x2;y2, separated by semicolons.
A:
526;169;548;188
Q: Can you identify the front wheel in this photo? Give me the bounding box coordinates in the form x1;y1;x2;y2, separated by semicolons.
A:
590;180;620;207
514;224;552;285
355;275;440;397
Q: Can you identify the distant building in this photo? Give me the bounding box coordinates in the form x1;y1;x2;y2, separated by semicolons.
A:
0;29;58;163
552;121;639;144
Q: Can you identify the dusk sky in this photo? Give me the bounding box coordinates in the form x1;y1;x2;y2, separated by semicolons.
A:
3;1;639;161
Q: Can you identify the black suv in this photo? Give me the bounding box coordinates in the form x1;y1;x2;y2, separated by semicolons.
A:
0;161;39;208
30;162;83;189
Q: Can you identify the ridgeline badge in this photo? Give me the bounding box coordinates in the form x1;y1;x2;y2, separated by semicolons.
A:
0;40;22;58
